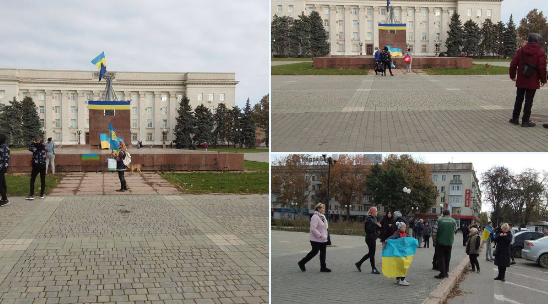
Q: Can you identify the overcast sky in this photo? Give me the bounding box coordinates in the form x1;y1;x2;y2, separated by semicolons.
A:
501;0;546;25
0;0;269;108
272;152;548;212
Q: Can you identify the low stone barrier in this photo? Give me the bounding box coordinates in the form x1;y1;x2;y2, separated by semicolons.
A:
313;56;473;69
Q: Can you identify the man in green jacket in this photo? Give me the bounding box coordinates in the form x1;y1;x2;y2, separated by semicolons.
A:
435;210;457;279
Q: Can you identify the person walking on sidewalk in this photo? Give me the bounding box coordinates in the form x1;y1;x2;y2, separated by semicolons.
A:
434;209;457;279
355;207;381;274
423;222;431;248
494;223;512;282
298;203;331;273
381;46;394;76
509;33;547;127
462;222;470;246
404;48;412;73
416;219;424;248
26;136;47;200
380;210;397;250
466;227;481;273
0;134;10;207
44;137;56;175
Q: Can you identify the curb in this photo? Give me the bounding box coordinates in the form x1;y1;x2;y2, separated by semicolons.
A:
422;243;485;304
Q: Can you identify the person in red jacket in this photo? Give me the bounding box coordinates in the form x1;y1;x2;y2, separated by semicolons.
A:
509;33;547;127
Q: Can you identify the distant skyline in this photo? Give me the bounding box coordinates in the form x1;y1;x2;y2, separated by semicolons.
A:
272;152;548;213
0;0;269;108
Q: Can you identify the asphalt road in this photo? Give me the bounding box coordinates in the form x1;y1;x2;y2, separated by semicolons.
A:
447;250;548;304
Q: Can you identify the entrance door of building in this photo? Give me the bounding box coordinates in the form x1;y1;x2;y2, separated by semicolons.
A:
85;132;89;145
366;44;373;55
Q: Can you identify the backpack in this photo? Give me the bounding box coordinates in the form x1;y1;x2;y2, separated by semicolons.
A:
521;48;537;78
123;151;132;166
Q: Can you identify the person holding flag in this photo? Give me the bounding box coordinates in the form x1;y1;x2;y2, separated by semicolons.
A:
383;222;418;286
109;123;128;192
91;51;107;82
481;221;494;261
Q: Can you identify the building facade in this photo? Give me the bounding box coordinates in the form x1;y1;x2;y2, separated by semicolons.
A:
272;0;502;56
416;162;482;227
0;68;238;145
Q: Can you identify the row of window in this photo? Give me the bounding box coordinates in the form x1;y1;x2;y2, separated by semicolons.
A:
41;117;171;129
432;174;460;182
47;132;158;142
468;9;492;18
277;5;461;19
39;105;177;116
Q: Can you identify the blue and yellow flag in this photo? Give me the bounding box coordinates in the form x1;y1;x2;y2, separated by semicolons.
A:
382;237;418;278
108;123;119;153
481;226;493;242
91;52;107;81
100;133;110;150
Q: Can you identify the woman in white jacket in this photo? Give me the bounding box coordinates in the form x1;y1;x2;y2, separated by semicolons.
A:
298;203;331;272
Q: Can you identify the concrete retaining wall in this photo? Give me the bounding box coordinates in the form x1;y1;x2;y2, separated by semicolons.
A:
313;57;473;69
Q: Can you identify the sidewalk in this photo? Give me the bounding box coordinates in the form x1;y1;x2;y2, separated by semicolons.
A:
271;230;468;304
0;194;269;303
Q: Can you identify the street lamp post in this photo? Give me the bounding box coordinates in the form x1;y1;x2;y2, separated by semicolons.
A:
77;129;82;145
403;187;411;214
40;127;46;142
322;154;339;223
359;42;363;55
162;128;167;149
344;204;352;222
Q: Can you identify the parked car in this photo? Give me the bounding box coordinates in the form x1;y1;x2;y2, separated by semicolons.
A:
511;227;530;235
511;231;544;258
522;236;548;268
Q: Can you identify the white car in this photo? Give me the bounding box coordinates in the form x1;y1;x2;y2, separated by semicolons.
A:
522;235;548;268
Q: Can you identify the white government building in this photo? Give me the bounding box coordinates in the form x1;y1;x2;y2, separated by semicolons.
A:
0;68;237;145
272;0;502;56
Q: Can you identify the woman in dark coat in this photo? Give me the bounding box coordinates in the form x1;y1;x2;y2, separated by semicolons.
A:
509;33;547;127
380;210;397;250
355;207;381;274
494;223;512;282
112;141;128;192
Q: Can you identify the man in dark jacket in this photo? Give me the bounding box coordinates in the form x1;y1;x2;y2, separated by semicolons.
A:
381;46;393;76
355;207;381;274
509;33;547;127
26;136;47;200
461;223;470;246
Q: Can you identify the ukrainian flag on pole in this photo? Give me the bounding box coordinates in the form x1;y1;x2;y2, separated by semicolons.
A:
109;123;119;154
91;52;107;82
382;237;418;278
481;225;493;242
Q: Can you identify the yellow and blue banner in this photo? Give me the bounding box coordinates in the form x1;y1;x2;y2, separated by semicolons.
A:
382;237;418;278
378;23;406;30
386;45;404;57
100;134;110;150
88;101;131;110
109;123;119;153
91;52;107;81
82;154;100;161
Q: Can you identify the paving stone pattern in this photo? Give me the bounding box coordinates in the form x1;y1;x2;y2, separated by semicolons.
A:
271;230;467;304
0;194;269;304
272;74;548;151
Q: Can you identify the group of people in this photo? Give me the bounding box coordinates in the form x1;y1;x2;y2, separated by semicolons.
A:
0;134;57;206
373;46;413;76
297;204;459;286
473;221;516;282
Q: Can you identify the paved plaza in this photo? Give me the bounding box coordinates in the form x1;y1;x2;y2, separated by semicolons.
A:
0;193;269;304
271;230;467;304
272;74;548;151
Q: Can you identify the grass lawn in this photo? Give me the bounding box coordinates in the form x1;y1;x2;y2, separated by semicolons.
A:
424;64;509;75
160;161;268;194
206;147;268;153
272;62;369;75
271;58;313;61
472;58;512;62
4;173;64;196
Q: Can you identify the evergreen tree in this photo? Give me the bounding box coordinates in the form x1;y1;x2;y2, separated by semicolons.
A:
504;15;518;59
252;94;269;148
0;98;24;147
213;103;229;146
173;95;195;148
445;12;464;57
480;19;495;57
193;104;213;146
21;96;41;143
271;15;292;57
494;21;506;58
309;11;329;56
290;13;311;57
228;106;242;148
240;98;256;148
462;20;481;57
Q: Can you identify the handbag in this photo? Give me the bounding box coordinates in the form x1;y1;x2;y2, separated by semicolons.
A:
326;232;332;246
521;48;537;78
493;246;498;257
404;55;411;63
